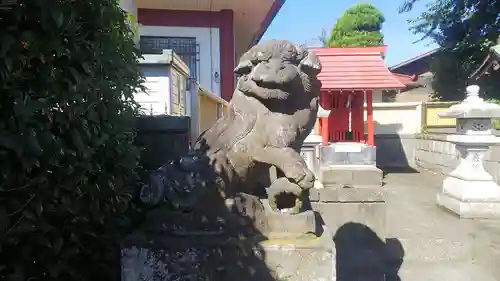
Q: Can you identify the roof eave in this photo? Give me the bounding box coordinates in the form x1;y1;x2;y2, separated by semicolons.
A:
250;0;286;47
389;48;441;71
311;45;388;55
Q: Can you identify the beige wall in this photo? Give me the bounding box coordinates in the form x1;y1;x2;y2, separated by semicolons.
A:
195;87;228;137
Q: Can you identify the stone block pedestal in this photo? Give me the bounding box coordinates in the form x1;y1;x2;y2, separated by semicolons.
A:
122;197;334;281
437;176;500;218
121;232;333;281
311;165;387;281
319;142;377;166
310;179;386;241
318;164;383;188
436;143;500;218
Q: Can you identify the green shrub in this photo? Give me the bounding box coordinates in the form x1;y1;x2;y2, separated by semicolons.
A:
493;119;500;130
488;99;500;130
0;0;145;280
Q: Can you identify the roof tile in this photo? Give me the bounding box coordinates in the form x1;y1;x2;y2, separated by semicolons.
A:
311;47;406;90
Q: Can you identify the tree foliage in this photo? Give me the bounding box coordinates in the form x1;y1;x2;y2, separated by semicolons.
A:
0;0;145;280
327;2;385;47
400;0;500;100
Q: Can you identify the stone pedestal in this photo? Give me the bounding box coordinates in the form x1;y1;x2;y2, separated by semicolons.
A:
311;174;386;241
310;179;386;281
121;203;334;281
314;144;385;234
122;192;334;281
318;165;383;188
437;143;500;218
436;85;500;218
310;142;386;280
121;232;333;281
319;142;377;166
317;142;382;188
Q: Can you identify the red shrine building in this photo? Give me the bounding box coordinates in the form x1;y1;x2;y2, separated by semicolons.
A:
311;46;406;147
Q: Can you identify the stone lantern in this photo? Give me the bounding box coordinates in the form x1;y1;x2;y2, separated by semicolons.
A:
437;85;500;218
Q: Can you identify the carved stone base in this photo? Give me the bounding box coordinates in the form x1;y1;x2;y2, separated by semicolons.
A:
437;176;500;218
261;200;319;239
121;232;333;281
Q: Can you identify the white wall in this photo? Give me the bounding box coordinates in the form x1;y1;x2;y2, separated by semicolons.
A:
139;26;221;97
367;102;422;135
372;90;383;102
135;66;171;115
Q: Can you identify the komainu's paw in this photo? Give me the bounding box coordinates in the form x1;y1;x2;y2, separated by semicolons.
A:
296;169;315;190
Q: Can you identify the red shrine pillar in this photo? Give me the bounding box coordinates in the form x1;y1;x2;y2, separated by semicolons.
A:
319;91;331;145
366;90;375;146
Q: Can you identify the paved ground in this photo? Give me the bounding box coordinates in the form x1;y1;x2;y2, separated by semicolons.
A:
384;168;500;281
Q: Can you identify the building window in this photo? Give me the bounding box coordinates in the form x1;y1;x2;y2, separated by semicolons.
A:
140;36;200;89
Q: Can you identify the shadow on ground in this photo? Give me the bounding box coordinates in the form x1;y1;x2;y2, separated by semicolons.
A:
372;121;420;174
334;222;404;281
382;167;420;176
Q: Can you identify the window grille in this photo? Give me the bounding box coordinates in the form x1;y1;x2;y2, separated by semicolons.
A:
140;36;200;89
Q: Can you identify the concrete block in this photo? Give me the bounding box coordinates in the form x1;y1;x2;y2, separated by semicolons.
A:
319;165;383;188
260;234;334;281
310;186;385;203
264;208;318;238
314;202;386;241
319;143;376;166
300;145;319;178
437;176;500;218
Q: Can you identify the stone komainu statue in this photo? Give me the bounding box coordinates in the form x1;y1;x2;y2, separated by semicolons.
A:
140;40;322;230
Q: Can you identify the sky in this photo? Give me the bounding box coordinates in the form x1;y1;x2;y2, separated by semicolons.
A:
260;0;438;67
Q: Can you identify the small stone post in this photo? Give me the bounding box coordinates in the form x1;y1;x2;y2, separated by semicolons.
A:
437;85;500;218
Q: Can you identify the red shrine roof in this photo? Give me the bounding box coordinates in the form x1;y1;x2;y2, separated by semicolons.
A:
392;72;417;85
311;46;406;90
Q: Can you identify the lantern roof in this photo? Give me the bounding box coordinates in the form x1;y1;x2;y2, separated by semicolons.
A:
439;85;500;119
